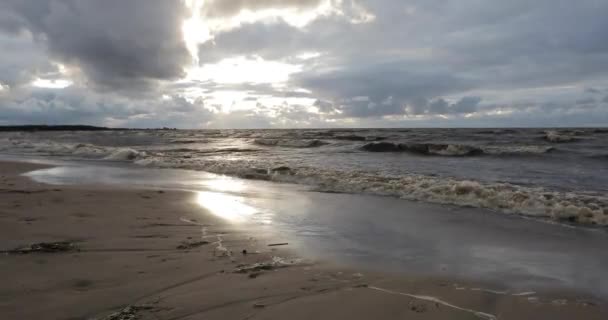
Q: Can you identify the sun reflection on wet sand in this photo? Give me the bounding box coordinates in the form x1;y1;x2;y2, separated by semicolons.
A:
195;191;258;222
196;175;246;193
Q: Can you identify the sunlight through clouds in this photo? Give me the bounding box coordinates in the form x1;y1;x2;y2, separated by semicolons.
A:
3;0;606;128
186;56;302;85
31;78;73;89
182;0;212;64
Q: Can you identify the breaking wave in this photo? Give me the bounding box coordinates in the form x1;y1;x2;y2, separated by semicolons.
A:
0;139;147;160
133;155;608;226
169;139;210;144
544;130;579;143
253;139;328;148
360;142;554;156
2;136;607;226
104;148;145;161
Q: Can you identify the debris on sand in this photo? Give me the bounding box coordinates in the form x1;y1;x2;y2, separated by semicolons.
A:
99;305;155;320
234;257;299;274
234;262;281;274
409;301;428;313
7;241;77;254
176;240;209;250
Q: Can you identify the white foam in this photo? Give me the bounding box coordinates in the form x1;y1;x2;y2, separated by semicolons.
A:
3;136;606;226
369;286;497;320
2;137;145;161
482;145;554;155
104;148;145;161
254;138;327;148
544;130;576;143
130;156;608;226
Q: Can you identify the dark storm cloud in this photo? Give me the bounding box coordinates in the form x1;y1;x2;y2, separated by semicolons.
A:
452;97;482;114
313;99;335;113
197;21;305;64
0;33;55;88
0;86;215;128
0;0;191;91
293;61;474;117
576;97;596;105
406;97;482;116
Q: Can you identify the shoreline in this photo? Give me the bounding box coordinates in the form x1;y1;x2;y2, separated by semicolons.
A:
1;160;606;319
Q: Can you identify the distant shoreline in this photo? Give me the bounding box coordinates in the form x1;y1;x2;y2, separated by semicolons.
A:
1;125;607;132
0;125;177;132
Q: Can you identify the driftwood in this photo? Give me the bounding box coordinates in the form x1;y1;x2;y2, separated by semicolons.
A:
267;243;288;247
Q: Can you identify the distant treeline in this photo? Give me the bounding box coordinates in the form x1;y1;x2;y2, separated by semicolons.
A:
0;125;181;131
0;125;112;132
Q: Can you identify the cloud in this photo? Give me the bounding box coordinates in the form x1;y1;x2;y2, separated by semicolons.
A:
0;33;56;88
452;96;482;114
1;0;191;91
406;97;482;116
0;84;214;128
197;21;305;64
2;0;608;127
203;0;324;17
292;61;474;118
576;97;596;105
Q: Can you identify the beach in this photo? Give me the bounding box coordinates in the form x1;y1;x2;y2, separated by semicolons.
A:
1;160;606;320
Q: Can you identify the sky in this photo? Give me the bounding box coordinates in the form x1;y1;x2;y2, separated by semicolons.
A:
1;0;608;128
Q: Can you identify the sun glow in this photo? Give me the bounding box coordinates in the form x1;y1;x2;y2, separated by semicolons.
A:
182;0;211;64
186;56;302;85
195;191;257;222
181;0;371;63
32;78;73;89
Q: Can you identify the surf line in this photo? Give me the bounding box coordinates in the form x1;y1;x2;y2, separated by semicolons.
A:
368;286;497;320
179;217;210;240
179;217;230;257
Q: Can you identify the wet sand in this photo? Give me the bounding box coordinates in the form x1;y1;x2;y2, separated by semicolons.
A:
1;160;606;319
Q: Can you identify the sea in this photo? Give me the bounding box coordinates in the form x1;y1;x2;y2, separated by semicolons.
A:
1;128;607;225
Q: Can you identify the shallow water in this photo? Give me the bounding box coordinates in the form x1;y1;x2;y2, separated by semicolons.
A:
2;128;607;225
23;161;608;299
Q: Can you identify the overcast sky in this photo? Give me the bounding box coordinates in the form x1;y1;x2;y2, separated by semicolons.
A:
1;0;607;128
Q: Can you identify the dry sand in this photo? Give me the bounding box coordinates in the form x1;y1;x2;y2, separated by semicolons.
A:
0;160;606;319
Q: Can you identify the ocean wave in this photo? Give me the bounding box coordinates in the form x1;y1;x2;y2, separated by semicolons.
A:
169;139;210;144
360;142;553;156
544;130;578;143
361;142;483;155
588;153;608;160
253;139;328;148
132;155;608;226
0;139;145;160
330;134;387;141
482;145;555;155
104;148;146;161
3;137;607;226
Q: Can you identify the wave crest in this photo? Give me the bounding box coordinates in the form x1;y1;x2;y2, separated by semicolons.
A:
253;139;328;148
360;142;552;156
133;155;608;226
